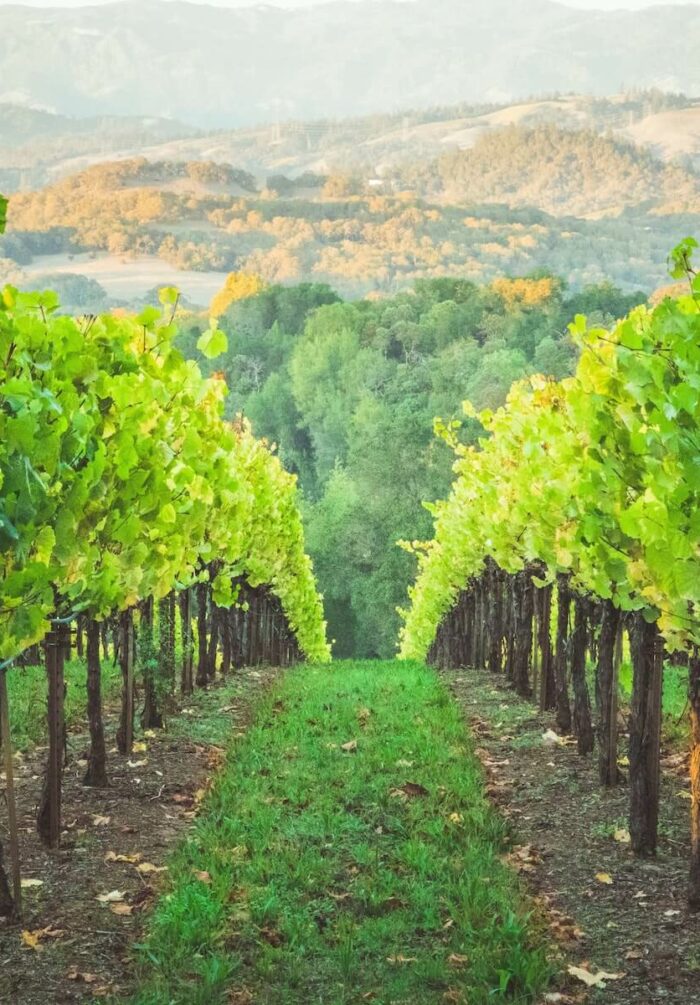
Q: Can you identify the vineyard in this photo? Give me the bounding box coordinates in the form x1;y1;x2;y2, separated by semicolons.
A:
400;237;700;904
0;188;329;925
2;171;700;1004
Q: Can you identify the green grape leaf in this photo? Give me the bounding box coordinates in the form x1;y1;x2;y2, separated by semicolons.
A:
668;237;698;280
158;286;180;307
159;503;177;525
136;306;162;328
197;326;228;360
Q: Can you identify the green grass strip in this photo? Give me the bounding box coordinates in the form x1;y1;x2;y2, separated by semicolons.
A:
127;660;552;1004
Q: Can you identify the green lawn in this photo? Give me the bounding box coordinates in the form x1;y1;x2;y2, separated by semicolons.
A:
127;660;552;1005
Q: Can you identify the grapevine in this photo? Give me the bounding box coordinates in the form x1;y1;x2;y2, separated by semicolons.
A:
399;239;700;902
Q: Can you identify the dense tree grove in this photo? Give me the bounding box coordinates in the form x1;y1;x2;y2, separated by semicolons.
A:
179;274;645;656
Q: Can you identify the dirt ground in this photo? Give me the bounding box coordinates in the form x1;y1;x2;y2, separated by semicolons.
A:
0;668;279;1005
443;666;700;1005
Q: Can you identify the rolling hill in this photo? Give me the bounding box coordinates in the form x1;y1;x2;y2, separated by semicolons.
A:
406;125;700;218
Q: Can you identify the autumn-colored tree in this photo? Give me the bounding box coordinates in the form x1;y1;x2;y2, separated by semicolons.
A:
210;272;267;317
490;276;557;308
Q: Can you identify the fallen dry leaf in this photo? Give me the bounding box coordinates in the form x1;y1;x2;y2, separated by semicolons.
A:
625;948;644;960
357;707;372;727
443;991;467;1004
66;970;98;983
105;851;142;865
20;878;43;889
595;872;614;885
506;845;540;874
390;781;429;799
260;925;283;947
395;758;414;768
127;758;148;768
341;740;358;753
447;953;469;968
386;954;418;964
137;862;167;875
21;926;65;950
110;902;134;916
207;747;225;770
567;965;624;987
614;829;631;844
228;990;255;1005
132;741;148;753
195;870;212;884
92;815;111;827
96;890;125;904
20;931;40;951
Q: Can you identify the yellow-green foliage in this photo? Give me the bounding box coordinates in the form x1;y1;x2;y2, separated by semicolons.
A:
0;284;329;662
400;240;700;657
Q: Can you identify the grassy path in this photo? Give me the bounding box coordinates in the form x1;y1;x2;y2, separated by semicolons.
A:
128;660;551;1004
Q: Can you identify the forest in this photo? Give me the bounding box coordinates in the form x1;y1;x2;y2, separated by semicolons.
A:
177;273;646;657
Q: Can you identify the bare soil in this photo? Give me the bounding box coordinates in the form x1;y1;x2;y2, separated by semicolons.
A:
0;668;279;1004
443;666;700;1005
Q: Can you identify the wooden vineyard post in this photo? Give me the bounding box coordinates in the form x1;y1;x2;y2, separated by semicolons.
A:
141;598;163;731
196;582;208;687
487;566;503;675
207;603;220;680
116;609;135;755
504;576;515;680
628;612;663;856
248;586;256;666
75;614;84;659
538;583;555;711
512;571;533;698
221;609;232;676
553;573;572;734
180;588;194;695
688;648;700;908
264;593;273;664
570;595;594;755
0;668;21;918
596;601;623;786
531;588;541;703
84;618;109;787
37;620;68;847
167;592;176;690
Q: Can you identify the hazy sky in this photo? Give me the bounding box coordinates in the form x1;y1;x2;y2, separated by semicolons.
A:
2;0;699;8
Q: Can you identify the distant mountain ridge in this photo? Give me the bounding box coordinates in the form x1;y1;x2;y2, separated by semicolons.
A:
0;0;699;128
